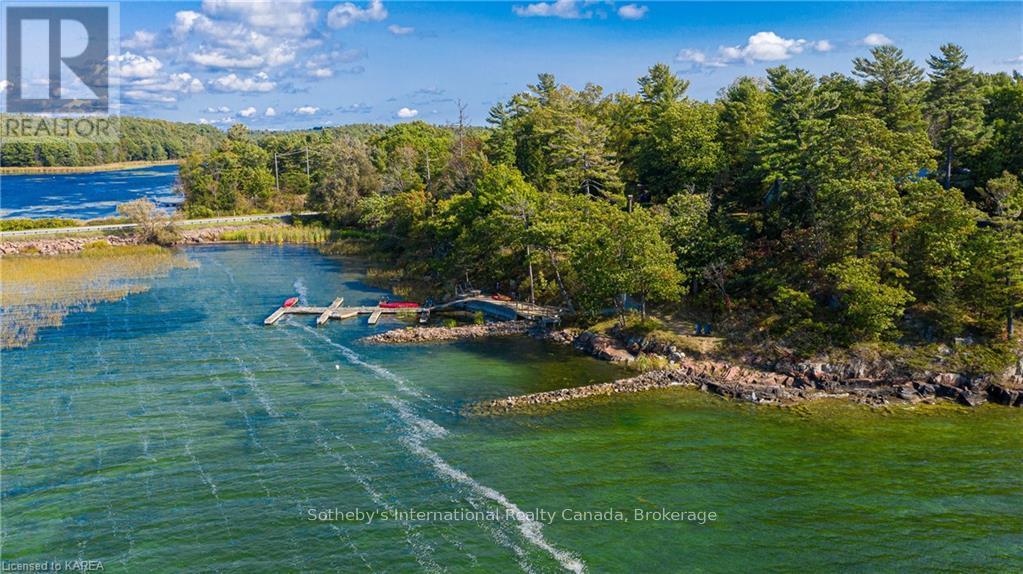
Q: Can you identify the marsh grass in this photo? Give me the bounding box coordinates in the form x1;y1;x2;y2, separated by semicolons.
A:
219;225;332;244
0;244;191;349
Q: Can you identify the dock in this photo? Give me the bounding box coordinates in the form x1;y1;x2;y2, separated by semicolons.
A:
317;297;344;326
264;295;560;327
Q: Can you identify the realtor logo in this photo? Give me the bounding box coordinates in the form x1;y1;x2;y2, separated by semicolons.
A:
4;4;112;113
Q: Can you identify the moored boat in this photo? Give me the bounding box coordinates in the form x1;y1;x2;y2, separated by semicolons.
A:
283;297;300;308
379;301;420;309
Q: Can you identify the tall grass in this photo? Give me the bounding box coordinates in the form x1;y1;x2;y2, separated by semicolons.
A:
0;243;191;348
219;225;331;244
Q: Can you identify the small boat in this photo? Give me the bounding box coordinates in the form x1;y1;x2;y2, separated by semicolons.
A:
491;294;512;302
283;297;300;308
379;301;420;309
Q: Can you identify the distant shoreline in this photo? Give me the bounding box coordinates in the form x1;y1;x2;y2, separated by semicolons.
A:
0;159;181;175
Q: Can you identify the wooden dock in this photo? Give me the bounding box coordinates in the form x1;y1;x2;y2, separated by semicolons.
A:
317;297;344;326
264;295;560;327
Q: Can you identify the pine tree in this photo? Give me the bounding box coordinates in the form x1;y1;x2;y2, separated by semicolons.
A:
852;45;926;133
924;44;986;189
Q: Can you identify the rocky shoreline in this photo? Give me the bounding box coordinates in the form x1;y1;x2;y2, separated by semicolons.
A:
366;319;1021;409
541;326;1023;409
362;321;532;343
0;226;242;255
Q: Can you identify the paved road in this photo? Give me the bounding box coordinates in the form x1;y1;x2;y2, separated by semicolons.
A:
0;212;321;238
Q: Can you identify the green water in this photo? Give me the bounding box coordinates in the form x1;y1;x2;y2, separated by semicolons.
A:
2;245;1020;573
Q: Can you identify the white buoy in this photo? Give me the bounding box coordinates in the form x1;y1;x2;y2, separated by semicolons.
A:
335;364;340;370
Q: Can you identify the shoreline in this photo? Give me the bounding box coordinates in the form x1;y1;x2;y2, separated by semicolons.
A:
0;225;241;255
7;232;1021;410
0;159;180;175
364;321;1023;410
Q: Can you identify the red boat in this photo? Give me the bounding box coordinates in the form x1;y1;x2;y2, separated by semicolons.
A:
379;301;420;309
283;297;300;308
491;294;512;302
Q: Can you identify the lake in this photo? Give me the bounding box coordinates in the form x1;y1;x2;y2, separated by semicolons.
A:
2;244;1020;573
0;164;180;220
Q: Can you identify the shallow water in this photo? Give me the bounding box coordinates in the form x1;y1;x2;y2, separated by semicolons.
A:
2;245;1020;572
1;165;180;219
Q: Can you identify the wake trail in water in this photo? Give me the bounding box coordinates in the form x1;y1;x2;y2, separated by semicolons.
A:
293;278;309;306
297;325;586;574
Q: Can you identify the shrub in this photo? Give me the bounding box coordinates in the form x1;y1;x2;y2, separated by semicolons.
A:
473;311;485;325
0;218;81;231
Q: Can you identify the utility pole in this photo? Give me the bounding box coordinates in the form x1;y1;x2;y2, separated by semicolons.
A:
304;146;310;177
526;244;535;305
627;194;634;213
274;152;280;193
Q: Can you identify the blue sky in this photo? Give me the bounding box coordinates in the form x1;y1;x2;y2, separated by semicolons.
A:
51;1;1023;127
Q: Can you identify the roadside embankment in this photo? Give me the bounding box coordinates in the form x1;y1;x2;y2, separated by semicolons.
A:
1;226;258;255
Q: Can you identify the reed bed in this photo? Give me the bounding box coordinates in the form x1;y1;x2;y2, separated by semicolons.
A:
219;225;332;244
0;243;191;349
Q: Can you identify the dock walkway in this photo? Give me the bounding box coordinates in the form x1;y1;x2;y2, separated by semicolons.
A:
264;295;561;326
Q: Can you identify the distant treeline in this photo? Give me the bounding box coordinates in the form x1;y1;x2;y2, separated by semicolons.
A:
0;116;224;167
179;44;1023;363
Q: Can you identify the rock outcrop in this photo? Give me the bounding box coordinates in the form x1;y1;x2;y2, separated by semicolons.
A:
472;370;699;413
362;321;532;343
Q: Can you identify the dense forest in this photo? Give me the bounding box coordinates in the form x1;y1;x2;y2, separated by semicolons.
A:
180;44;1023;356
0;116;223;167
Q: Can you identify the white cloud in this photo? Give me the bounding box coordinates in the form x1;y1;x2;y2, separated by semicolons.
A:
172;10;203;37
210;72;275;92
1006;55;1023;64
722;31;811;62
617;4;648;20
292;105;319;115
513;0;590;19
204;106;231;113
814;40;834;52
337;103;372;114
0;80;11;92
123;72;204;104
124;91;176;104
199;116;234;125
239;106;258;117
202;0;318;37
189;50;266;69
265;106;277;117
396;107;418;119
174;8;307;70
676;31;831;71
110;51;164;79
388;24;414;35
308;67;333;78
122;30;157;50
863;33;894;47
675;49;707;64
327;0;387;29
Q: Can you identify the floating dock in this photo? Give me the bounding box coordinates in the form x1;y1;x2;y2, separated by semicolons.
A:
264;295;560;326
317;297;344;326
